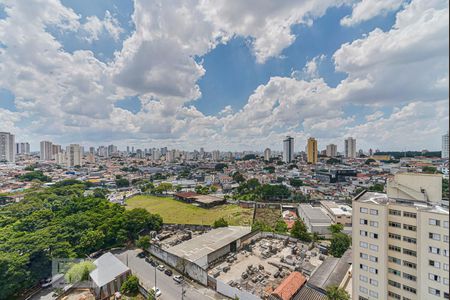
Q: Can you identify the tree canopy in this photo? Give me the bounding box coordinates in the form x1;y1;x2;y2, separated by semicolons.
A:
0;184;162;299
290;220;311;242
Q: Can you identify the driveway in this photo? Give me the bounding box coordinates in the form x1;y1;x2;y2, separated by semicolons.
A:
114;249;225;300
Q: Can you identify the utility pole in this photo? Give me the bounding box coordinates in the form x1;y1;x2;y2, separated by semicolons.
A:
181;280;186;300
154;267;157;288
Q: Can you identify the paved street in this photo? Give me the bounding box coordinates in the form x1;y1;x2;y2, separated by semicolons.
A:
114;249;225;300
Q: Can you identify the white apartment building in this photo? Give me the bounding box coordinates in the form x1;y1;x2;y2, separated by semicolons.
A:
66;144;82;167
0;132;15;163
212;150;220;161
264;148;271;161
352;173;449;300
283;136;294;163
442;132;449;159
345;137;357;158
15;142;30;155
326;144;337;157
40;140;53;161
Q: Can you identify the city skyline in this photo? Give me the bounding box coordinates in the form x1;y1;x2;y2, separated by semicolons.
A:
0;0;448;151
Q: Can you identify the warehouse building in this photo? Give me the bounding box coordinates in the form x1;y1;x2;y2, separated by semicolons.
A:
297;204;332;237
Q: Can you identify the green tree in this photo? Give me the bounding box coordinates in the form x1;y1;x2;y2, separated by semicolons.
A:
368;183;384;192
136;236;151;250
326;285;350;300
329;233;351;258
443;178;449;197
326;158;341;165
422;166;437;174
214;163;228;172
251;220;273;232
115;178;130;188
213;218;228;228
18;171;51;182
274;219;288;233
121;275;139;294
329;223;344;234
147;289;156;300
290;220;311;242
155;182;173;194
65;261;96;283
289;178;303;187
232;172;245;183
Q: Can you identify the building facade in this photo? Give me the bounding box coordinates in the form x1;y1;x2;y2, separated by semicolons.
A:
15;142;30;155
0;132;15;163
352;173;449;300
40;140;53;161
264;148;271;161
66;144;82;167
326;144;337;157
283;136;294;163
442;132;449;159
345;137;356;158
307;137;318;164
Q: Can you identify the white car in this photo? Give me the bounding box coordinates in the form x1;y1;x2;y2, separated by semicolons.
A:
157;264;165;271
152;287;162;297
173;275;183;284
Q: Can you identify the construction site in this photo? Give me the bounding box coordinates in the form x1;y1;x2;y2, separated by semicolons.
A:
208;235;326;299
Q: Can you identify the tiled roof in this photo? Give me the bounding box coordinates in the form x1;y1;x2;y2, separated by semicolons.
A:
272;271;306;300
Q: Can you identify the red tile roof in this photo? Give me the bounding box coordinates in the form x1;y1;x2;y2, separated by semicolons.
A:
272;271;306;300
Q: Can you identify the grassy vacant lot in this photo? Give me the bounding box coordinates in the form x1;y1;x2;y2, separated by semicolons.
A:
125;195;253;226
254;207;282;228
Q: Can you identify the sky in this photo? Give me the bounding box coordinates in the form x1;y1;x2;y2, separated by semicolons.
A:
0;0;448;152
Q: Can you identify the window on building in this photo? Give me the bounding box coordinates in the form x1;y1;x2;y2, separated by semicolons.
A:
444;235;449;243
359;275;368;282
444;249;449;257
369;255;378;262
360;207;368;214
389;209;401;216
403;260;417;269
429;232;441;241
370;209;378;215
444;292;449;299
360;218;368;225
360;230;368;236
429;260;440;268
429;246;440;254
403;211;416;218
388;291;401;299
444;263;449;271
388;256;401;265
389;233;401;240
429;219;440;226
403;285;416;294
389;221;401;228
369;267;378;274
388;280;401;288
369;232;378;239
403;224;416;231
403;273;416;281
360;264;368;271
369;290;378;298
444;278;449;286
403;248;416;257
403;236;416;244
444;221;449;228
360;241;368;248
369;244;378;251
360;253;368;260
429;287;440;296
389;244;401;252
388;268;401;276
370;220;378;227
429;273;441;282
359;286;368;294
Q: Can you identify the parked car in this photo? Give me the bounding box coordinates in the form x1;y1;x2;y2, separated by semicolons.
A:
145;257;152;264
152;287;162;297
157;264;165;271
137;252;145;258
41;274;64;288
150;260;157;267
173;275;183;284
164;269;173;276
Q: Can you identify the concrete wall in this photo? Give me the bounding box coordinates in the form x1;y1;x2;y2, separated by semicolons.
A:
216;278;261;300
149;245;208;285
